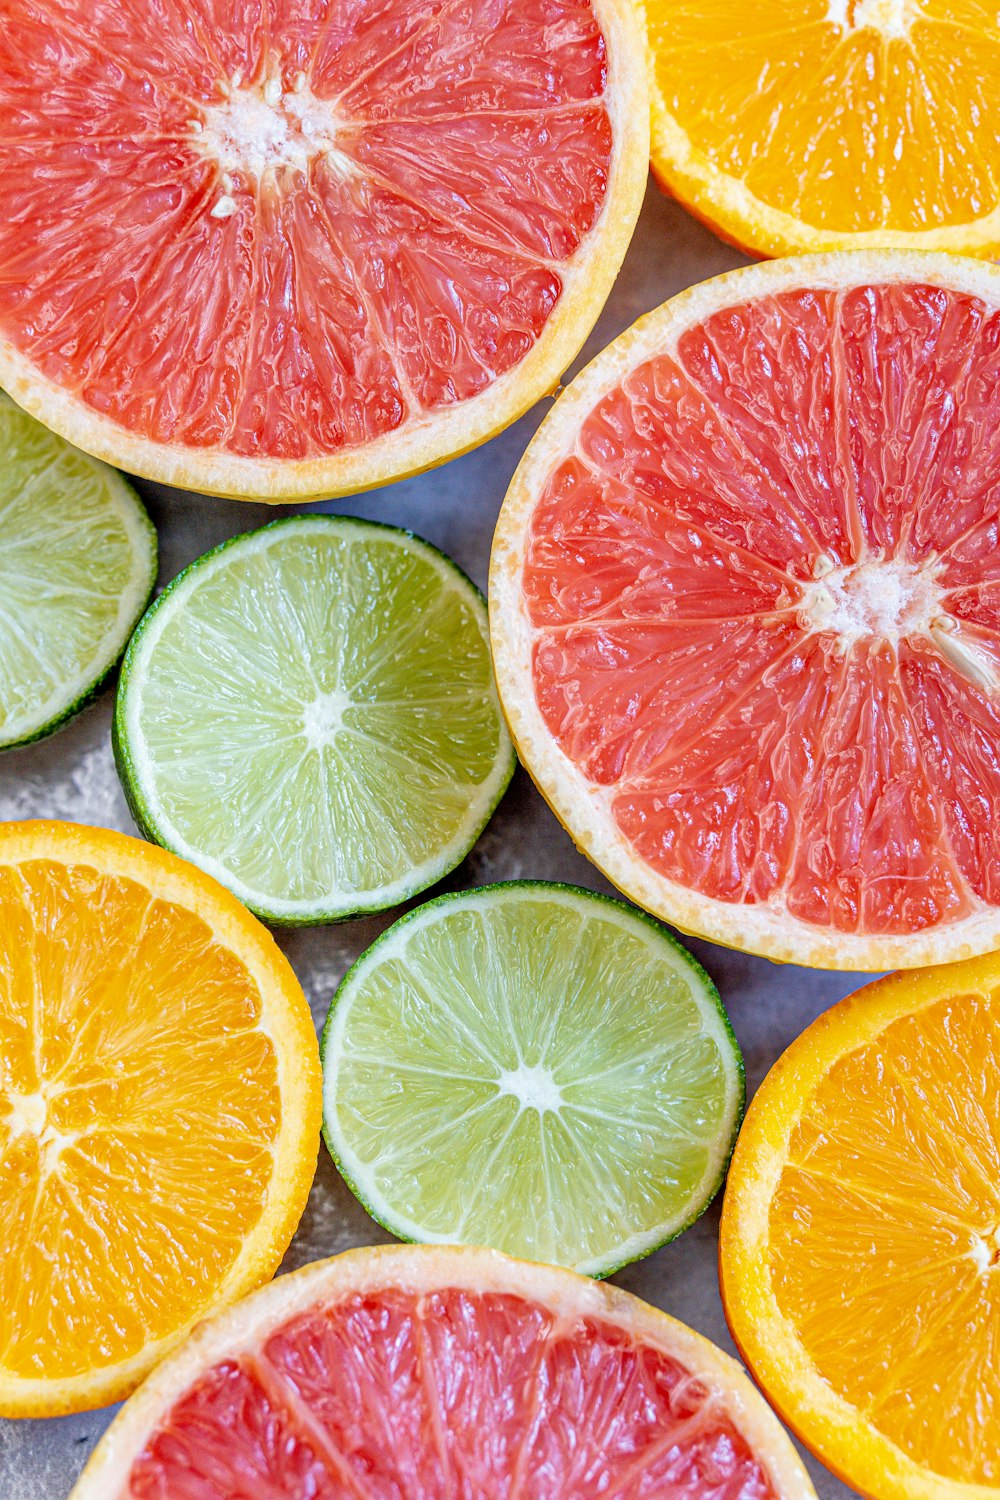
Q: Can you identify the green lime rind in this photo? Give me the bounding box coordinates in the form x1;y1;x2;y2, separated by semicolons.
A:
114;514;515;926
321;879;745;1279
0;396;157;752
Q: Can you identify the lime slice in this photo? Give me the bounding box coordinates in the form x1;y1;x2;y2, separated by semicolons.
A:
114;516;515;924
0;396;156;750
321;881;744;1276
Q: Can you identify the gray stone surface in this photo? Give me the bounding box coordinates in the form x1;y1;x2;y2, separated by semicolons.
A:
0;183;860;1498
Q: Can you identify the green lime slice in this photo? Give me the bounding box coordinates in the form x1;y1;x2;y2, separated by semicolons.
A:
321;881;744;1276
114;516;515;924
0;396;156;750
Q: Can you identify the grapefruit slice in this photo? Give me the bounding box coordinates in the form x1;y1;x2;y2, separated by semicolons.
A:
491;251;1000;970
0;0;647;501
69;1244;816;1500
720;953;1000;1500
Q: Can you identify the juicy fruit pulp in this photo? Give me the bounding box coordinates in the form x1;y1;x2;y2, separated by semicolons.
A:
116;517;513;922
75;1252;808;1500
0;0;618;482
0;823;319;1414
500;263;1000;963
0;399;155;749
647;0;1000;255
322;884;743;1274
721;958;1000;1496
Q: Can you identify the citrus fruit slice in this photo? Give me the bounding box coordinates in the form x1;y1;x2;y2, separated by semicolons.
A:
69;1243;817;1500
491;250;1000;971
0;820;320;1417
720;953;1000;1500
0;0;647;502
0;396;156;751
115;515;515;924
647;0;1000;260
322;881;744;1275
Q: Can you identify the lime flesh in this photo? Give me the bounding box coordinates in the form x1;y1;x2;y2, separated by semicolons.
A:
0;397;156;750
322;881;744;1275
115;516;514;923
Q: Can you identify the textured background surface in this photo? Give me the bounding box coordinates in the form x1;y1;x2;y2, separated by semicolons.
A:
0;184;862;1499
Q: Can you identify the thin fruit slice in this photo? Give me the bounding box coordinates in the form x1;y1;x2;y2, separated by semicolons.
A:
647;0;1000;259
70;1243;816;1500
322;881;743;1276
491;250;1000;970
115;516;515;924
0;0;647;502
0;820;319;1417
0;396;156;750
720;954;1000;1500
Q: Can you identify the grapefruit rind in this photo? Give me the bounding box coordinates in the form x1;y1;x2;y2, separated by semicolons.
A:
0;400;157;752
115;515;515;925
490;249;1000;971
320;880;745;1277
68;1243;817;1500
0;0;648;503
719;953;1000;1500
0;820;321;1419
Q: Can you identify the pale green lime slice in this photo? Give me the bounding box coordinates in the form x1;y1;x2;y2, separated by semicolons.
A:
321;881;744;1276
0;396;156;750
114;516;514;924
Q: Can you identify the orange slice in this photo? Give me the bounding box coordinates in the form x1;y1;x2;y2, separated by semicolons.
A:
71;1243;817;1500
0;0;647;501
720;954;1000;1500
0;821;320;1417
646;1;1000;259
490;251;1000;970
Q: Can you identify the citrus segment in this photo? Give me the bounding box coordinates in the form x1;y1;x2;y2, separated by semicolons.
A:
0;0;647;499
321;882;743;1275
647;0;1000;258
721;954;1000;1498
0;821;319;1416
0;398;156;750
70;1246;817;1500
491;253;1000;968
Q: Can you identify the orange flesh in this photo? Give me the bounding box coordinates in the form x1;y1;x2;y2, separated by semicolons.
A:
523;280;1000;937
0;857;280;1380
648;0;1000;235
125;1287;780;1498
769;989;1000;1483
0;0;611;459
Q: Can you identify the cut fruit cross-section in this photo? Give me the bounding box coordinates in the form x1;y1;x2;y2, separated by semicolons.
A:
0;0;647;500
69;1244;817;1500
0;820;320;1417
491;251;1000;970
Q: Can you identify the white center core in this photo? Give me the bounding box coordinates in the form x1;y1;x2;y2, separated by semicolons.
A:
195;66;353;209
303;691;352;749
825;0;916;35
496;1063;564;1113
971;1227;1000;1272
6;1090;76;1168
799;557;941;645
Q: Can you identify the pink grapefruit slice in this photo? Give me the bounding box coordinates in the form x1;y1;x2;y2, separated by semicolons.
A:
0;0;647;502
491;251;1000;970
69;1244;815;1500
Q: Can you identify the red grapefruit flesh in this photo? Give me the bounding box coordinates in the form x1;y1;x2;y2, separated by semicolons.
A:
490;253;1000;970
0;0;647;500
69;1247;815;1500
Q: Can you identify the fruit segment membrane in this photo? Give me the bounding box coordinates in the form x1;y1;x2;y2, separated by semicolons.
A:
0;0;612;458
125;1286;778;1498
524;281;1000;936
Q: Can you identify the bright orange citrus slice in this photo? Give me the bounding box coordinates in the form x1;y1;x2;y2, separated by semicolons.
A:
491;250;1000;970
646;1;1000;260
0;0;647;501
0;821;320;1417
71;1243;817;1500
720;954;1000;1500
